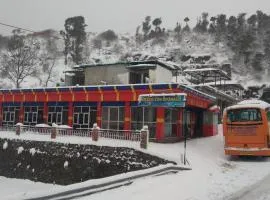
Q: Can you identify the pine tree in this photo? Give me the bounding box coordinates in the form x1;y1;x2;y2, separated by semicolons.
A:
264;30;270;70
208;17;216;34
256;10;269;34
201;12;209;33
152;18;162;33
60;16;87;65
182;17;191;33
142;16;151;40
174;22;181;41
215;14;227;42
252;53;264;72
227;16;238;48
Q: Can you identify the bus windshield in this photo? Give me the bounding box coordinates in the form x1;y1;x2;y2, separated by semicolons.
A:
227;108;262;122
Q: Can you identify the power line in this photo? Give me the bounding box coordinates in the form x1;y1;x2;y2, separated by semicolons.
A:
0;21;63;40
0;22;37;33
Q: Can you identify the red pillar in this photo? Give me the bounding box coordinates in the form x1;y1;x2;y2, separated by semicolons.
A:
19;103;24;123
68;102;73;127
43;102;48;124
0;103;2;126
177;108;183;138
156;107;165;141
96;102;102;128
124;102;131;130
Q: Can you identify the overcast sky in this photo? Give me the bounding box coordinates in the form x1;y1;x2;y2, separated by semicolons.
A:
0;0;270;35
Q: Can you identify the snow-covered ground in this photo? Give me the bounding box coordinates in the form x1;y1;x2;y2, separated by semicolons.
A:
1;125;270;200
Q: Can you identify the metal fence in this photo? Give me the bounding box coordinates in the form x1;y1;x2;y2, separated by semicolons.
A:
0;125;141;142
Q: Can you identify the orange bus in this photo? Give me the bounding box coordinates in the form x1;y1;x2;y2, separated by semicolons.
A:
223;100;270;156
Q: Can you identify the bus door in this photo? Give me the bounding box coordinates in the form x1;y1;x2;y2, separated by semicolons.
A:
225;108;266;148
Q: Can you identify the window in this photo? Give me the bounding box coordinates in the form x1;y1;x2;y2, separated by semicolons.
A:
227;108;262;122
129;70;149;84
164;108;178;137
24;106;44;125
102;107;124;130
2;106;20;126
73;106;97;129
266;108;270;122
131;107;156;138
48;106;68;125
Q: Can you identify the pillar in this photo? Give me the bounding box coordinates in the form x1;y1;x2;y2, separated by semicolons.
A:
19;103;24;123
43;102;48;124
96;102;102;128
92;123;99;141
0;103;2;126
68;102;73;127
140;125;149;149
124;102;131;130
177;108;183;138
156;107;165;141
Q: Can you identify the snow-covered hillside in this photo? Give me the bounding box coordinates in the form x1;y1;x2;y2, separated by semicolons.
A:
1;29;268;89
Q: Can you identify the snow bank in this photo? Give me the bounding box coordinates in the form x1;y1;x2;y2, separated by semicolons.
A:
35;124;51;128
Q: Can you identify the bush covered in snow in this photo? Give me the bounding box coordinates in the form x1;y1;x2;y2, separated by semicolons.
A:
0;138;174;185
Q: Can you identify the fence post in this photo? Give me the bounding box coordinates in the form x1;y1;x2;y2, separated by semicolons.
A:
140;125;149;149
92;123;100;141
16;124;21;136
51;127;57;139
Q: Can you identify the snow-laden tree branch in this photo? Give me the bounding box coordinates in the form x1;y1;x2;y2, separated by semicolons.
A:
0;30;41;88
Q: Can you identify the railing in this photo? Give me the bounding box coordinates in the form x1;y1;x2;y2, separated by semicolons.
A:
0;125;141;142
22;126;52;135
99;129;141;142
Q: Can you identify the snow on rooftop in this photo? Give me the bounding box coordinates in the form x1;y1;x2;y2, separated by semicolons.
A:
227;99;270;110
184;67;225;72
129;64;156;67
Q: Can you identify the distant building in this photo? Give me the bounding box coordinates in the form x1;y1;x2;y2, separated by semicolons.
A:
65;60;181;86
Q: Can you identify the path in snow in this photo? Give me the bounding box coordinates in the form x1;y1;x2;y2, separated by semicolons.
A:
226;171;270;200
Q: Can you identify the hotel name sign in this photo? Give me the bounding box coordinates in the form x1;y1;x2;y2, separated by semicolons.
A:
138;93;187;107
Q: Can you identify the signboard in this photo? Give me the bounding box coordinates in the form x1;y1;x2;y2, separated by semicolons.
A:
138;93;187;107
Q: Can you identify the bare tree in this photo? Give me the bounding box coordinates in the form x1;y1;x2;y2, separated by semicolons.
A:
0;29;40;88
39;54;57;87
38;37;58;87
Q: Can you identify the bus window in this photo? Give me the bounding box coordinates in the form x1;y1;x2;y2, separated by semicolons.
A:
267;111;270;122
227;108;262;122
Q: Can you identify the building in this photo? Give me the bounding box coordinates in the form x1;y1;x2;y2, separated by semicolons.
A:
0;83;218;142
65;60;181;86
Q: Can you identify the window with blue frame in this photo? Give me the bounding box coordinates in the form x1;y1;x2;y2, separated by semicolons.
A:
101;106;124;130
48;106;68;125
24;106;44;125
131;106;156;138
2;106;20;126
73;106;97;129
